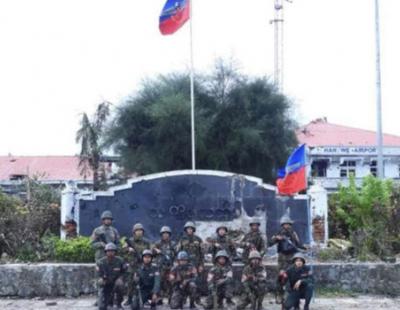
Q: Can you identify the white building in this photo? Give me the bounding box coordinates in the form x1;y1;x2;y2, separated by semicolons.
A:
297;118;400;191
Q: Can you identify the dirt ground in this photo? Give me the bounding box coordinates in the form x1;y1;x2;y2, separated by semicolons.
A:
1;295;400;310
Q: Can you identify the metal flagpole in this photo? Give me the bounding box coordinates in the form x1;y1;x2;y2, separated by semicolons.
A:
374;0;384;179
189;0;196;170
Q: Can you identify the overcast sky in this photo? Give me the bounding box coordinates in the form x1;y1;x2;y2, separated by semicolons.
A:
0;0;398;155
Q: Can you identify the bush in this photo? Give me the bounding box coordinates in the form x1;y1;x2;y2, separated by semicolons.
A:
53;236;94;263
329;175;398;260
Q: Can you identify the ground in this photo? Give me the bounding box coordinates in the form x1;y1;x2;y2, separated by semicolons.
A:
1;295;400;309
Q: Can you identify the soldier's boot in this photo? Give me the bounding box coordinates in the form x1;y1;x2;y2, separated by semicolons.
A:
123;296;132;306
226;297;235;306
189;297;197;309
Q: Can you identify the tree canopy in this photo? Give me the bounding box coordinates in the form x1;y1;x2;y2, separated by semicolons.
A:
105;61;298;183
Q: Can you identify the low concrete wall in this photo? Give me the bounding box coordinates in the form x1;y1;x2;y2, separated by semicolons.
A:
0;263;399;297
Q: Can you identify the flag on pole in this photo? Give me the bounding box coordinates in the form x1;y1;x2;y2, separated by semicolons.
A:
276;144;307;195
159;0;190;35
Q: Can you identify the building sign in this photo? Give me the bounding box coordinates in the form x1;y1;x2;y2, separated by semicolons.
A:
310;146;400;156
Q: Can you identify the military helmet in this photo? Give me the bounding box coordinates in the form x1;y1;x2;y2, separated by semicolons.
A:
215;250;229;259
292;252;306;264
249;250;262;260
216;225;228;233
249;219;261;226
184;221;196;231
160;226;172;235
280;215;294;225
177;251;189;260
101;210;113;220
133;223;145;232
104;243;117;252
142;249;153;257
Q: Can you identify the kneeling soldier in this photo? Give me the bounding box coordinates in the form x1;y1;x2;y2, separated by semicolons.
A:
96;243;126;310
284;253;314;310
131;249;160;310
237;250;267;310
169;251;199;309
204;250;235;309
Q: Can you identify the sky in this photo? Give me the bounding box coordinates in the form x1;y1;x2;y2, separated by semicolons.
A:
0;0;399;156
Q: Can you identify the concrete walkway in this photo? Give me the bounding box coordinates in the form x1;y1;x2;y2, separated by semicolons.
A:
1;296;400;309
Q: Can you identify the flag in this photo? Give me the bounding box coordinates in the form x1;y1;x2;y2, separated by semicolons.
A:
159;0;190;35
276;144;307;195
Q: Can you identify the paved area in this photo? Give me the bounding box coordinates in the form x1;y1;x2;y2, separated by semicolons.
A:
1;295;400;309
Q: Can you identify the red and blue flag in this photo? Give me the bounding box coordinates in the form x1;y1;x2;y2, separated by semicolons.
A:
159;0;190;35
276;144;307;195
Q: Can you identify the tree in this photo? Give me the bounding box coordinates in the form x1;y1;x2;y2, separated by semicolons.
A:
76;102;110;190
105;61;298;183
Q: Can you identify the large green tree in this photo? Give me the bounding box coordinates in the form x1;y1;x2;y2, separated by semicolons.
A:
105;62;298;183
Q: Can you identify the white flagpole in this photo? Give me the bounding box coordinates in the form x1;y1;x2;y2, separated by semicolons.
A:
189;0;196;170
374;0;384;179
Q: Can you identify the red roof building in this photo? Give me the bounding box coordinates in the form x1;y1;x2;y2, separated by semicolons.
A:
297;118;400;147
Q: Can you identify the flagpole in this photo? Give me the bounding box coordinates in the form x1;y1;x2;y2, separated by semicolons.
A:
374;0;384;179
189;0;196;170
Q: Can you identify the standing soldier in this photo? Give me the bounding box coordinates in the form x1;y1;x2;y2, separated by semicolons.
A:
91;210;120;262
131;249;161;310
63;216;77;240
240;220;266;264
169;251;199;309
152;226;176;302
176;221;204;306
236;250;267;310
96;243;126;310
283;253;314;310
269;215;306;305
207;225;237;262
176;221;204;270
204;250;235;309
123;223;151;306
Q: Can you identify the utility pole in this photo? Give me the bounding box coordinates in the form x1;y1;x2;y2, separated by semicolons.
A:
270;0;292;92
374;0;384;179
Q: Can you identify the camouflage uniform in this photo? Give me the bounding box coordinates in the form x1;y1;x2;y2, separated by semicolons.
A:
240;221;266;264
269;216;305;304
152;226;176;299
96;243;126;310
208;226;237;262
131;250;161;310
236;251;267;310
91;211;120;262
204;250;234;309
176;224;204;268
123;223;151;304
283;253;314;310
64;218;77;240
169;251;199;309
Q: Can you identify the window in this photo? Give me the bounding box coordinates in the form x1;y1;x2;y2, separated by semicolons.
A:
311;159;329;177
340;160;356;178
370;160;377;177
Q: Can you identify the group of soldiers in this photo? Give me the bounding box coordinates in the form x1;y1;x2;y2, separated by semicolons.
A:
90;211;314;310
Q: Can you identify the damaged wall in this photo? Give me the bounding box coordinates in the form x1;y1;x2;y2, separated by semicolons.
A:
63;170;310;243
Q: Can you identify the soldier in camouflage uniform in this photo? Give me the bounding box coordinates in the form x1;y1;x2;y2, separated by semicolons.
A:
131;249;161;310
207;225;237;262
283;253;314;310
236;250;267;310
152;226;176;301
96;243;126;310
169;251;199;309
91;211;120;262
123;223;151;306
204;250;235;309
176;221;205;306
63;216;77;240
176;221;204;269
240;220;266;264
269;215;306;305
